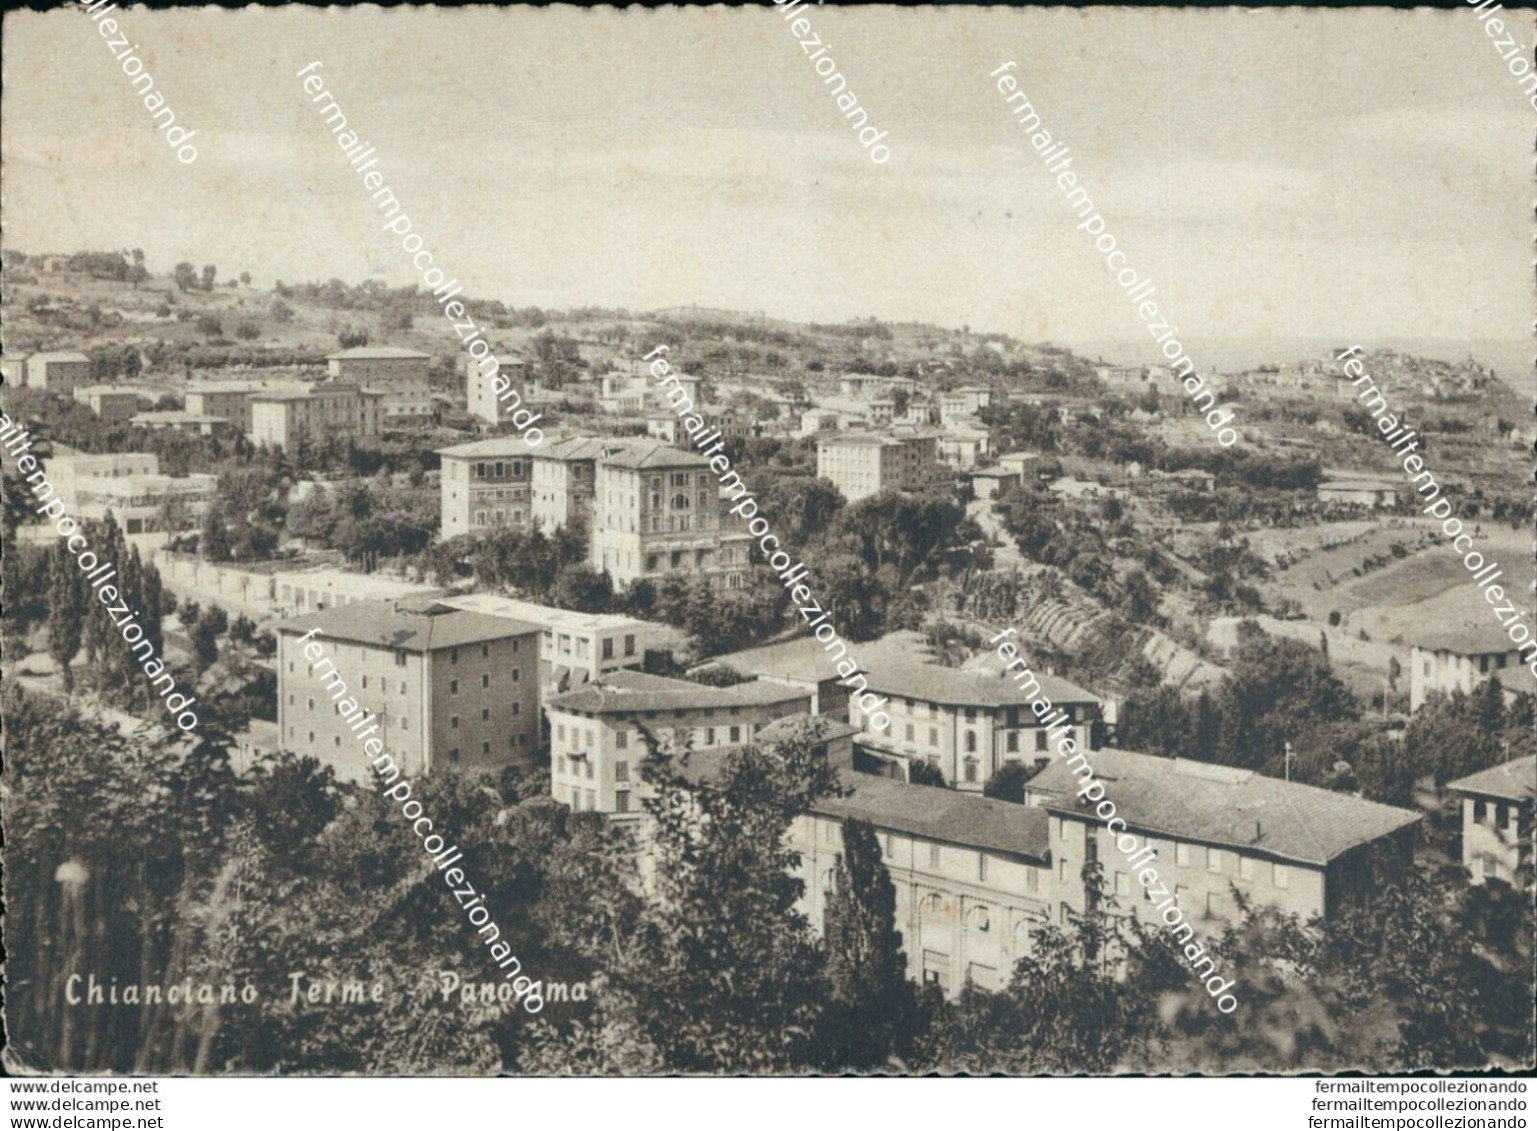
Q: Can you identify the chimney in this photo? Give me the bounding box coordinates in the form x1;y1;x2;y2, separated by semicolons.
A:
1255;820;1262;841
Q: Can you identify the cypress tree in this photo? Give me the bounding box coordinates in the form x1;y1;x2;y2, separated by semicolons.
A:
47;543;84;695
816;817;915;1069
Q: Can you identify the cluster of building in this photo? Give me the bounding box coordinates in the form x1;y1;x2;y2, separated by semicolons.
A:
10;344;444;447
437;434;753;589
262;587;1523;998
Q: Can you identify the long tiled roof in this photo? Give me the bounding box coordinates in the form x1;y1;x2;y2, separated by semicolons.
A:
597;439;710;470
275;598;541;652
546;669;809;715
865;660;1099;709
1029;748;1420;866
1447;756;1536;803
437;437;538;459
813;775;1051;862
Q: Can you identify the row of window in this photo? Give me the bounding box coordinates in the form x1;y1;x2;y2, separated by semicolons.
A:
472;459;525;480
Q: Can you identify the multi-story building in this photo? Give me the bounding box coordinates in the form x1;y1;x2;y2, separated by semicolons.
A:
326;345;431;392
816;431;940;503
791;775;1054;993
467;356;532;426
249;383;384;450
72;385;142;424
437;437;534;538
544;669;813;818
853;661;1100;789
186;381;305;435
1448;756;1534;890
590;440;751;589
438;593;683;693
275;598;542;784
938;386;992;423
26;351;92;395
529;435;609;531
46;450;161;506
71;473;216;534
380;390;436;429
646;412;754;449
1025;749;1420;932
937;425;992;470
1407;625;1530;711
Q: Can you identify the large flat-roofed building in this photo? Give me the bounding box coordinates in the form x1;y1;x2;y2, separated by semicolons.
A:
326;345;431;392
817;431;940;502
249;383;384;449
72;385;142;424
1448;756;1534;890
590;439;751;589
26;351;91;394
437;437;534;539
276;598;542;784
438;593;683;692
544;670;812;818
1025;749;1420;932
46;450;161;506
72;473;216;534
1408;625;1532;711
853;661;1100;791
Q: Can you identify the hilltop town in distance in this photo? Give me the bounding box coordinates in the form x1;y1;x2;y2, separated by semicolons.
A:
2;248;1533;1075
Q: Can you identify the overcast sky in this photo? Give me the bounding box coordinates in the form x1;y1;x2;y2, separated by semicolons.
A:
3;5;1530;346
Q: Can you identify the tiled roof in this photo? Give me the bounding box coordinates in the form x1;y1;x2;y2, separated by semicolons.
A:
597;440;710;470
437;437;537;459
813;775;1051;862
1447;756;1536;803
546;669;810;715
326;346;430;360
539;436;620;462
756;714;862;744
275;597;541;652
1028;748;1420;866
708;630;935;684
866;660;1099;709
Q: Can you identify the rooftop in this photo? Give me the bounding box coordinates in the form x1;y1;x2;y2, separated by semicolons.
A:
439;593;678;638
815;774;1051;862
597;439;710;470
251;384;383;402
1447;755;1536;803
437;436;540;459
326;346;431;360
30;351;90;363
275;597;542;652
546;669;811;715
708;630;935;684
73;385;139;398
1029;748;1421;866
866;659;1100;709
